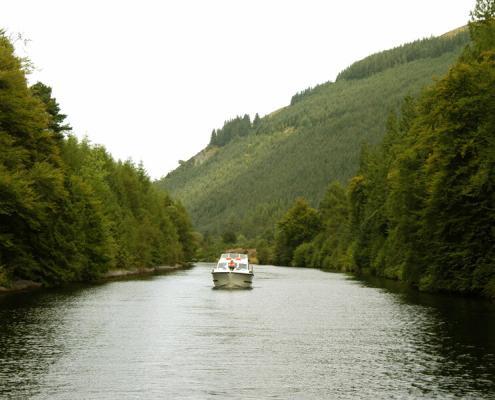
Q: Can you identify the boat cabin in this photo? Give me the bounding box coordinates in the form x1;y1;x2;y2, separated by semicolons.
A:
218;253;249;271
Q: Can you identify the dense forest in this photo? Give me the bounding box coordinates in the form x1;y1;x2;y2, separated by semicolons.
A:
335;28;470;81
273;2;495;298
209;114;260;147
0;31;195;288
290;28;470;105
158;28;470;240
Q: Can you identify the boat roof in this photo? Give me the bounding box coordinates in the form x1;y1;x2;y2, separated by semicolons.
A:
219;253;248;261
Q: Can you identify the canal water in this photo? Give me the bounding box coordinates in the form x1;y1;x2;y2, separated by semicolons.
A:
0;264;494;399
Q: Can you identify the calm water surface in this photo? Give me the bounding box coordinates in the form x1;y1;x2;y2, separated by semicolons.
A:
1;264;494;399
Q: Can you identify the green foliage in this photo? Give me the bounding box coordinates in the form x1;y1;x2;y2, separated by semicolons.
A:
290;85;322;105
30;81;72;139
274;198;320;266
158;30;469;239
283;10;495;298
222;230;237;244
336;30;470;81
290;182;352;270
0;31;196;287
469;0;495;52
255;238;274;265
415;46;495;294
471;0;495;21
0;30;67;284
209;114;252;147
193;231;268;263
60;137;197;274
160;10;493;298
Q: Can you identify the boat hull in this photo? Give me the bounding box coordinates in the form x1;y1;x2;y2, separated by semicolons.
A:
212;271;253;288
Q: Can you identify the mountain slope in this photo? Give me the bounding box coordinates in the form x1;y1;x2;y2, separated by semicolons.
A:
157;30;470;237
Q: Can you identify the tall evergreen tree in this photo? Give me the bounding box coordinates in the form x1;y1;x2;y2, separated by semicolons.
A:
30;82;72;140
209;129;217;146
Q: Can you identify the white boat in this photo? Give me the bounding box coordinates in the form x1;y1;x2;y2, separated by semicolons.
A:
211;253;254;288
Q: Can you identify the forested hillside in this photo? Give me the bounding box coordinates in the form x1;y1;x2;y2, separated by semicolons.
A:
157;29;470;238
0;31;195;288
274;3;495;298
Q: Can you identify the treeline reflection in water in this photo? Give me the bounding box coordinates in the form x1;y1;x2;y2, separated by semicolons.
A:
354;274;495;397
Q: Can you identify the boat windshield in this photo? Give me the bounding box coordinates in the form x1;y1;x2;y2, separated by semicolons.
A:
235;263;248;270
216;262;228;269
220;253;248;260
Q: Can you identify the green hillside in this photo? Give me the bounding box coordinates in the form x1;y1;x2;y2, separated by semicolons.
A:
157;30;470;238
278;9;495;298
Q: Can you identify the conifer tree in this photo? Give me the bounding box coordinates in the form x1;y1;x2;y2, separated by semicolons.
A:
209;129;217;146
30;82;72;140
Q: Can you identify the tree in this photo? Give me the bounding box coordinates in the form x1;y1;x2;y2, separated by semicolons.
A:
469;0;495;52
167;199;197;260
344;5;495;296
414;38;495;294
209;129;217;146
0;30;67;284
0;31;197;288
470;0;495;21
274;198;320;266
30;82;72;140
253;113;261;128
222;230;237;244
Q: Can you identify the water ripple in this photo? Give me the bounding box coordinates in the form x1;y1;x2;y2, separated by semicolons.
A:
0;265;494;399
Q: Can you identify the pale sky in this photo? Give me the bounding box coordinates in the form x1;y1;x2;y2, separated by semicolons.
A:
1;0;474;179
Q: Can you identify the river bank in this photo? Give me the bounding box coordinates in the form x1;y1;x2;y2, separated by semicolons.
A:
0;264;192;295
